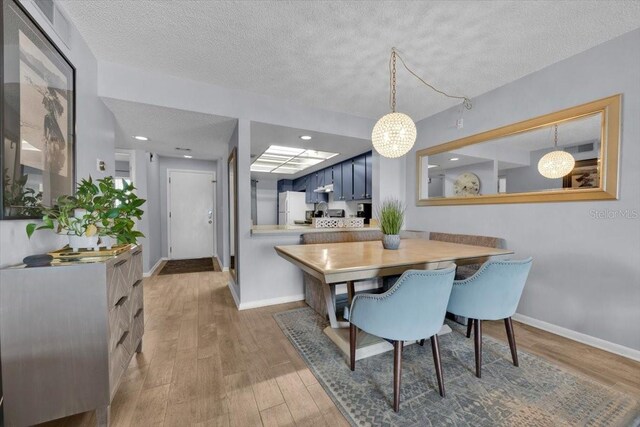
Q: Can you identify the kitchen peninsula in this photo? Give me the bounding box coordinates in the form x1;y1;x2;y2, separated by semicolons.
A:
251;223;378;235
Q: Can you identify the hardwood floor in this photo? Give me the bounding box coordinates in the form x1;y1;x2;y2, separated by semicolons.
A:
39;271;639;427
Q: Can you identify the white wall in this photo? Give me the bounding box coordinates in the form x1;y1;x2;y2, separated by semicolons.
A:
0;0;116;268
405;29;640;352
255;178;278;225
157;156;217;258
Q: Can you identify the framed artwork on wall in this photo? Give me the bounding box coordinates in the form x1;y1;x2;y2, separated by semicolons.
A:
1;0;76;219
563;158;599;189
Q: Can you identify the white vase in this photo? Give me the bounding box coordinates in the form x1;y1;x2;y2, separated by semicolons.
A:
68;234;100;252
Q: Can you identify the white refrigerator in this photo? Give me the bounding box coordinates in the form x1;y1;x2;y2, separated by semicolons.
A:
278;191;307;225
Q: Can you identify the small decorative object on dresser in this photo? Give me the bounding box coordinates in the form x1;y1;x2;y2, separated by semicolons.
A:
377;198;404;250
0;245;144;427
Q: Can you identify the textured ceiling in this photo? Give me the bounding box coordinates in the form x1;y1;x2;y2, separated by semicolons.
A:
58;1;640;121
103;98;237;160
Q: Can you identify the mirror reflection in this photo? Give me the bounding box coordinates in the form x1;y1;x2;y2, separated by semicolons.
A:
421;113;602;199
228;148;237;280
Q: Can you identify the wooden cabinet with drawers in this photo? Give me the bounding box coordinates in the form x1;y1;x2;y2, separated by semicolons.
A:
0;245;144;427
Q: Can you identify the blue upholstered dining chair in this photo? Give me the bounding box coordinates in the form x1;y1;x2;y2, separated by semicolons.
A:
447;258;533;378
349;266;456;412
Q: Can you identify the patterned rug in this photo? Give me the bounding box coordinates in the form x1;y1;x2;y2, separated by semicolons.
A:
158;257;218;275
274;307;640;427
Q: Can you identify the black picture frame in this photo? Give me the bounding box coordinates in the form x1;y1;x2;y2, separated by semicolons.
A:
1;0;76;220
562;158;600;189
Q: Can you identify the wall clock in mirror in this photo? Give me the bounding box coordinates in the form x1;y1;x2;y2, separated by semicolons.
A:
454;172;480;196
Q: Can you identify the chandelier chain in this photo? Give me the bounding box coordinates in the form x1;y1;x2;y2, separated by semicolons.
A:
389;50;397;112
388;47;472;111
554;124;558;148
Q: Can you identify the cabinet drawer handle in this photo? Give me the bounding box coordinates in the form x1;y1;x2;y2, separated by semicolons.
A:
115;295;128;307
132;250;142;256
134;308;143;319
114;259;127;267
117;331;129;346
133;279;142;288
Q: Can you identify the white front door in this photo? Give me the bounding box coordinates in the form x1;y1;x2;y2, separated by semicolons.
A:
168;170;215;259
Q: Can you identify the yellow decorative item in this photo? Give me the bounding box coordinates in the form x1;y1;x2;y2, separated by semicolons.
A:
85;224;98;237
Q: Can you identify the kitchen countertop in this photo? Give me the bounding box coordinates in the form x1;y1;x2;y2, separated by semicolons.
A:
251;224;379;236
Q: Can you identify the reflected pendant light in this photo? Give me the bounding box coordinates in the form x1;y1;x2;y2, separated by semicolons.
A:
372;48;472;159
537;124;575;179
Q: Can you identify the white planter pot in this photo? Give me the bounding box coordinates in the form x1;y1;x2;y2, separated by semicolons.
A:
68;234;100;252
99;236;115;250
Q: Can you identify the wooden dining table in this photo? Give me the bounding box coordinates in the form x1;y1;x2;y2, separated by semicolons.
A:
275;238;514;360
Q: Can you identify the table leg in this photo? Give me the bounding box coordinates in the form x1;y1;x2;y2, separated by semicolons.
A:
346;281;355;305
322;283;339;328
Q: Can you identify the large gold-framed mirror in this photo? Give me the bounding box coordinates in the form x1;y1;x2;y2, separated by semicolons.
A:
416;95;621;206
228;148;238;281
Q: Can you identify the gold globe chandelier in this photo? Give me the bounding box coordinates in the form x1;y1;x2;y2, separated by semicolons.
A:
537;124;575;179
372;48;472;158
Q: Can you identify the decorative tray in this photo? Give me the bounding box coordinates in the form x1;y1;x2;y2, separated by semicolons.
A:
49;244;133;260
312;217;365;229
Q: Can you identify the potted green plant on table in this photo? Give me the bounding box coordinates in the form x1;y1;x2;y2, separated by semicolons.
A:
26;176;145;252
377;198;404;250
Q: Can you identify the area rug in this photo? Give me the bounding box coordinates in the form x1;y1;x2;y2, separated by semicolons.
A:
158;257;218;275
274;307;640;427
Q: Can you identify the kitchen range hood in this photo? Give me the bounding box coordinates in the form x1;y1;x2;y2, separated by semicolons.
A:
313;183;334;193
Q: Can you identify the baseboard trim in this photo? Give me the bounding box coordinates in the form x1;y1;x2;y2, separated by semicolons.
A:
144;257;168;277
238;294;305;311
215;255;229;272
227;281;240;308
513;313;640;362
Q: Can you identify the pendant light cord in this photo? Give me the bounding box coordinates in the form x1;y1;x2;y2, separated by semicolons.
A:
389;47;473;112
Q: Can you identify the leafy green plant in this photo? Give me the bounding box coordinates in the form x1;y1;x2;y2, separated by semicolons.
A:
26;176;146;245
377;198;404;235
3;169;42;217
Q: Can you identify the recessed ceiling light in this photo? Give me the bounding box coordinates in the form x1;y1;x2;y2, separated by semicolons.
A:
450;157;459;161
427;164;439;169
183;155;193;159
133;135;149;141
299;135;312;140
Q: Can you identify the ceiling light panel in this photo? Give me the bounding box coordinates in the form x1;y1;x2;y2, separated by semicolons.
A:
251;145;339;174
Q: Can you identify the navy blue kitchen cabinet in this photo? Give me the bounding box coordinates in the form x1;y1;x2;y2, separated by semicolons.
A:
277;179;293;193
316;169;325;189
332;164;343;200
293;176;307;192
353;155;367;200
298;151;371;204
341;160;354;200
305;173;315;204
324;168;333;185
305;172;327;204
365;151;373;200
